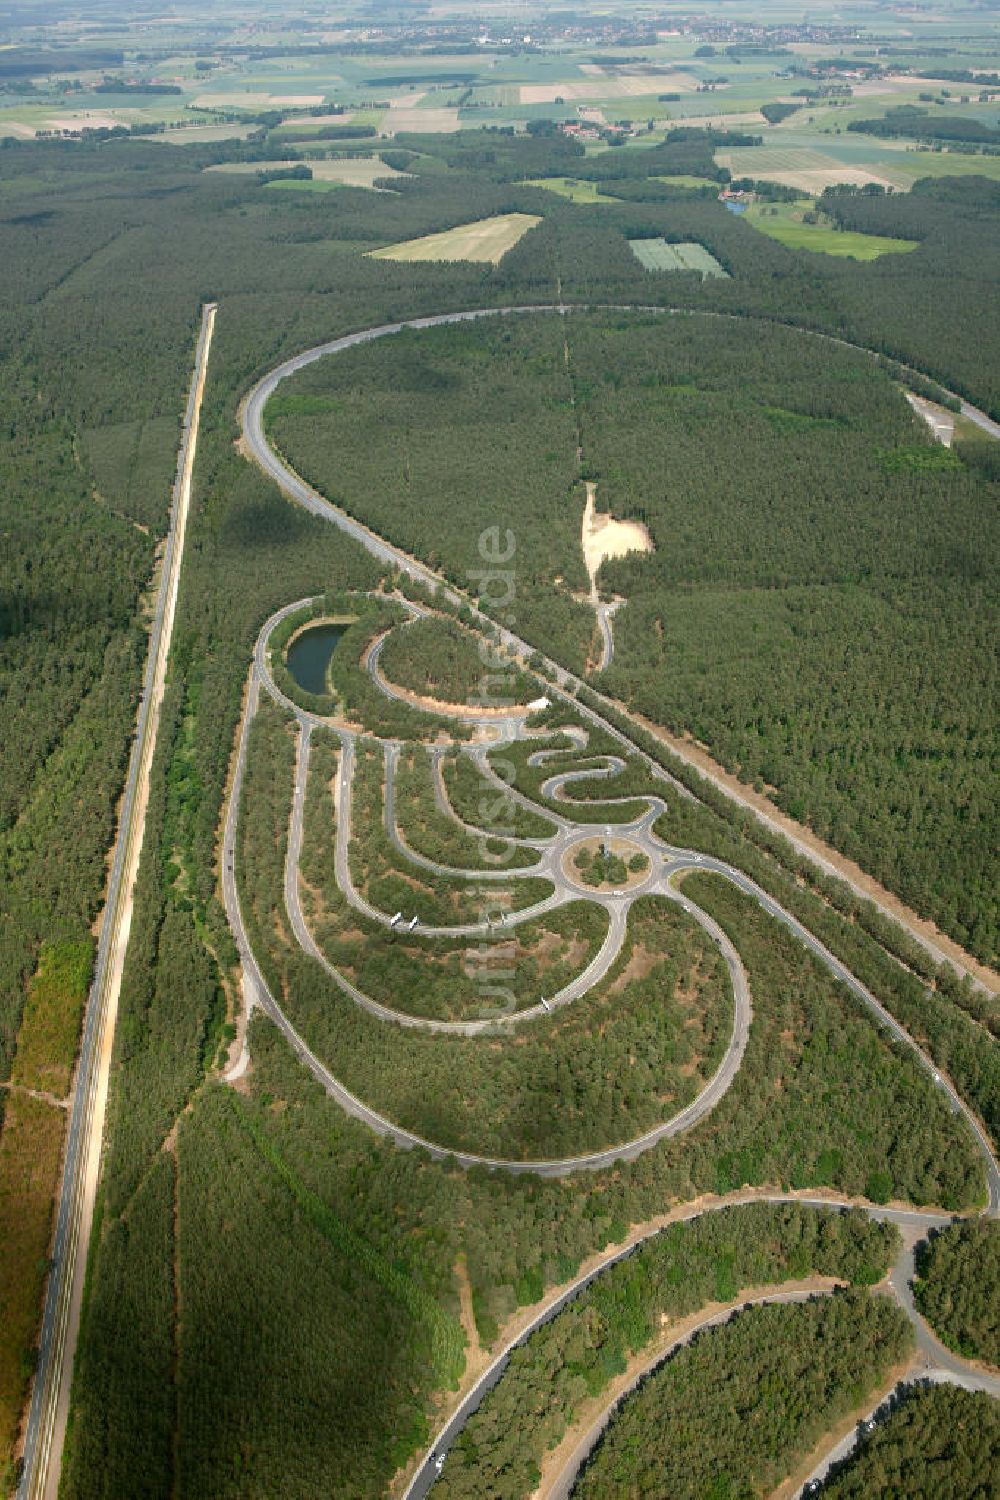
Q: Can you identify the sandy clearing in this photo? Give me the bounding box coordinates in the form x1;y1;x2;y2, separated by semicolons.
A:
369;213;541;265
268;93;325;107
906;393;955;446
582;482;653;591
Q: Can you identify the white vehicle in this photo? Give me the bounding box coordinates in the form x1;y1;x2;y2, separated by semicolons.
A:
540;996;550;1012
407;915;419;931
389;911;402;929
433;1451;447;1472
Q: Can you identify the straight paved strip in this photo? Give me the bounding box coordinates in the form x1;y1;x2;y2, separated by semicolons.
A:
17;303;217;1500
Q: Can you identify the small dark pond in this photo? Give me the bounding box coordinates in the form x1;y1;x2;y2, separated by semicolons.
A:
286;622;346;695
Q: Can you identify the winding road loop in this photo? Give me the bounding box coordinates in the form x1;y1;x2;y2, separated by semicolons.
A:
227;589;1000;1201
226;307;1000;1496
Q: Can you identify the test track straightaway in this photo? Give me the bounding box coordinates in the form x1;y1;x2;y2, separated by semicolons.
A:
18;304;217;1500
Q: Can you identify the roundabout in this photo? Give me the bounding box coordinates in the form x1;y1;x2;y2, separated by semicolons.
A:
561;833;652;894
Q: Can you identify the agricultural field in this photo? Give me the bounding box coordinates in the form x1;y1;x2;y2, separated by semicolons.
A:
628;237;729;275
719;144;903;193
744;199;918;259
369;213;542;264
207;156;411;191
525;176;608;203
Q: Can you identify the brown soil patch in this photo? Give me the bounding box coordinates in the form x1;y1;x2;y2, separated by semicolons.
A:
608;943;662;994
454;1255;483;1371
0;1092;67;1476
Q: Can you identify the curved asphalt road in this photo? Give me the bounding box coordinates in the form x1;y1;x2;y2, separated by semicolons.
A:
403;1193;1000;1500
229;594;1000;1217
225;646;753;1170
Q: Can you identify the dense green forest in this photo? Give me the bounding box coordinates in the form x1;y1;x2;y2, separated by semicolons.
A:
377;614;536;707
914;1220;1000;1367
442;750;559;840
821;1383;1000;1498
850;107;1000;146
0;121;996;1500
572;1291;911;1499
437;1202;897;1499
